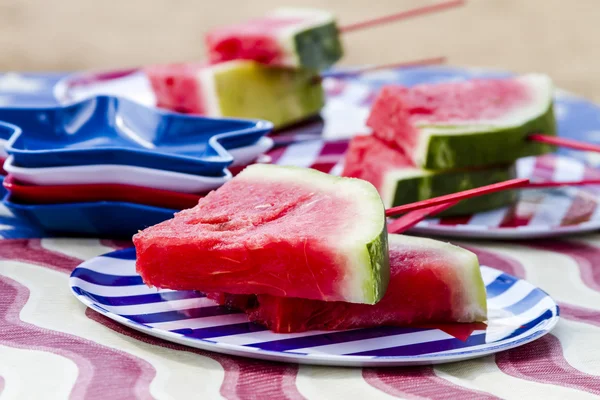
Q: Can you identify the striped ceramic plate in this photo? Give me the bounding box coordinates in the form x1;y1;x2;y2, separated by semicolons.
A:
269;139;600;239
69;248;559;367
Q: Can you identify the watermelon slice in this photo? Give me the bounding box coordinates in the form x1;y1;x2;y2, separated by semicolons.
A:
367;74;556;169
145;60;324;128
342;134;517;216
212;234;487;333
133;164;389;304
206;8;343;70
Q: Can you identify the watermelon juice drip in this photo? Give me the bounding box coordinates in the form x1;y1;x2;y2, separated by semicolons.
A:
134;164;389;305
209;234;488;333
366;74;557;170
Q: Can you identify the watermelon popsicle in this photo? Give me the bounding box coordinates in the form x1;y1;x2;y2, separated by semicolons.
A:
210;234;487;333
145;60;324;128
342;135;517;216
133;164;389;305
367;74;556;170
206;8;343;70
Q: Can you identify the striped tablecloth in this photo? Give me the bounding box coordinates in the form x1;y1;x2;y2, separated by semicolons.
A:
2;72;600;399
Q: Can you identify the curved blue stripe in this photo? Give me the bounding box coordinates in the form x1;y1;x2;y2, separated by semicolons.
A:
349;332;487;357
174;322;267;339
498;309;556;342
485;273;519;299
248;326;426;352
124;306;238;324
504;289;548;315
71;268;143;286
72;286;203;306
103;248;136;260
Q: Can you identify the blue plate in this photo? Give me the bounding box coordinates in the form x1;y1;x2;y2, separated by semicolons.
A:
2;96;272;176
70;250;559;367
2;193;175;237
0;121;19;142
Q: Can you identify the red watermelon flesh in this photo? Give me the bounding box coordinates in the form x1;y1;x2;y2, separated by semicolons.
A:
145;63;206;114
367;76;532;151
134;164;389;304
341;134;413;189
366;74;556;170
207;16;304;66
211;234;487;333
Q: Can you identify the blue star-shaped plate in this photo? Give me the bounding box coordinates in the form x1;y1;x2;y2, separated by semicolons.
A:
1;96;273;176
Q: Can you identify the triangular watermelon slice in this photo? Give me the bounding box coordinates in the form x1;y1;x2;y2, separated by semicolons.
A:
133;164;389;304
210;234;488;333
342;134;517;216
367;74;556;170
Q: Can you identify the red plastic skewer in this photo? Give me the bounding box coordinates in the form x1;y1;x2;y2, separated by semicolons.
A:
529;134;600;153
387;201;459;234
385;178;529;217
340;0;466;33
525;179;600;189
323;56;447;79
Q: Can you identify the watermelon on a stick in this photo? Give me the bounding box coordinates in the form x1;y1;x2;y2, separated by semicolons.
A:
145;60;324;128
367;74;556;170
342;134;518;216
134;164;389;304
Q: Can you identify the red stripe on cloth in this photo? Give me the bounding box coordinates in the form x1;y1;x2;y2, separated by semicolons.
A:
560;161;600;226
363;367;498;399
85;310;306;400
496;334;600;396
560;303;600;327
309;140;349;173
99;239;133;250
560;192;598;226
0;275;156;400
0;239;81;274
437;215;473;226
526;240;600;293
266;146;289;165
462;245;526;278
497;156;558;228
530;155;558;180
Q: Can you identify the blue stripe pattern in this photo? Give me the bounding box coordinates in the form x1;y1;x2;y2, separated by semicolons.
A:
69;251;559;365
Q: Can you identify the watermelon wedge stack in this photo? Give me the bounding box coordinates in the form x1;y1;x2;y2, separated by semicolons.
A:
134;164;389;304
146;7;343;128
210;234;488;333
342;73;557;216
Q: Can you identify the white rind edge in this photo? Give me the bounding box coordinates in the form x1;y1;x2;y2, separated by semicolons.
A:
237;164;386;304
380;168;430;208
196;65;222;117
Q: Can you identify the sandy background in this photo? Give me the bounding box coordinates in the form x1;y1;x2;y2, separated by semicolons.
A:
0;0;598;101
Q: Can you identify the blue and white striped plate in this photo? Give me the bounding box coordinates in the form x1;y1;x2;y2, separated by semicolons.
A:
70;248;559;367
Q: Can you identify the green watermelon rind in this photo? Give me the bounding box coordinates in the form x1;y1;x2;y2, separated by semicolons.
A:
417;102;556;170
211;61;324;128
388;234;487;322
293;21;344;71
240;164;390;305
385;164;518;217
